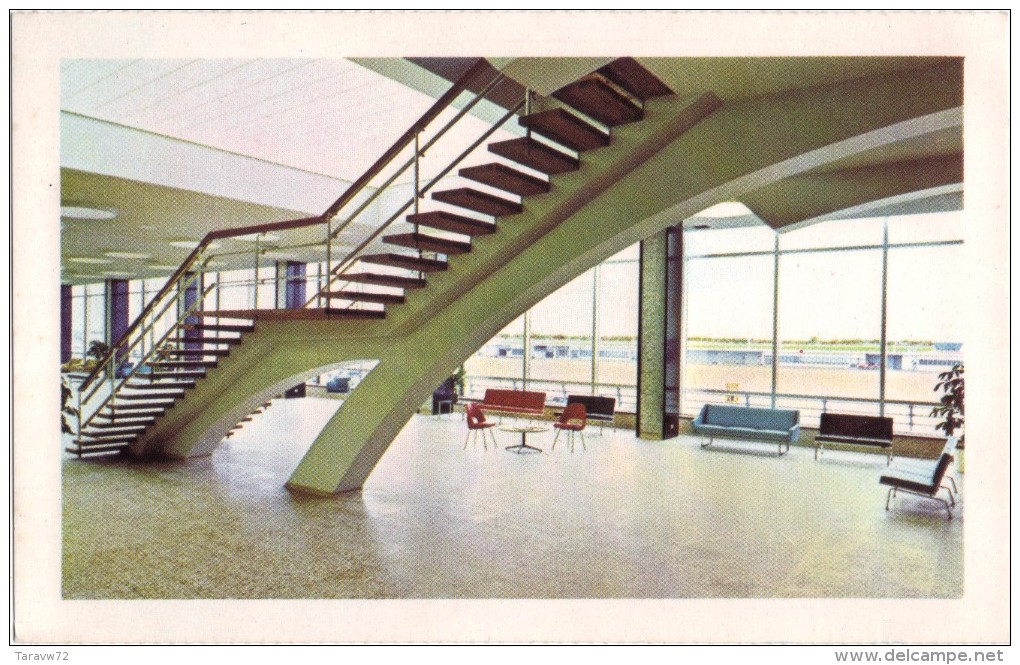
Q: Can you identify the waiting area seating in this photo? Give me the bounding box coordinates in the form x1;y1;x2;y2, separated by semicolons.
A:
464;402;497;450
558;395;616;433
879;437;959;520
816;412;894;464
472;388;546;418
692;404;801;455
551;402;587;452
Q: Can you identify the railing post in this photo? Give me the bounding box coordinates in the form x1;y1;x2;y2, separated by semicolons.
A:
325;217;332;309
908;403;914;432
253;236;260;309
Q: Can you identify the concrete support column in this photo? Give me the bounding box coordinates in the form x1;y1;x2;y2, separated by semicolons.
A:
636;225;682;440
108;279;129;362
61;284;72;364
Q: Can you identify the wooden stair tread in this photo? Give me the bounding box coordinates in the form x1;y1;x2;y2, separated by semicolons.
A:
88;418;155;427
161;348;231;357
145;370;207;380
487;137;580;175
553;78;643;127
459;163;551;196
402;213;496;237
324;291;405;305
78;434;139;444
360;253;449;272
149;361;218;371
124;381;194;389
166;336;240;345
181;322;255;333
384;232;472;254
597;57;674;101
209;308;387;321
66;443;129;455
519;108;610;152
99;404;167;413
115;393;180;401
343;273;428;289
432;188;522;217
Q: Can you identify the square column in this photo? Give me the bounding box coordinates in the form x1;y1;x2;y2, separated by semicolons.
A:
636;225;682;440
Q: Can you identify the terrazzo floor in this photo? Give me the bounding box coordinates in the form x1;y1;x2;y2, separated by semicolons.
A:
62;398;963;599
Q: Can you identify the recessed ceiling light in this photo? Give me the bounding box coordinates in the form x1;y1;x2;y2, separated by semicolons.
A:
697;202;754;218
61;205;117;220
101;271;133;278
104;251;151;260
67;257;113;264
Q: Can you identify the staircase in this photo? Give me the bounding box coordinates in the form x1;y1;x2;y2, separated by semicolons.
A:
67;58;700;460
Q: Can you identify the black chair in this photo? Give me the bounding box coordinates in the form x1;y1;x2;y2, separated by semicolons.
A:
563;395;616;434
879;437;960;520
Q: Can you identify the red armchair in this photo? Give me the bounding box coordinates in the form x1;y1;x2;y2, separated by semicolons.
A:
464;402;497;450
552;402;587;452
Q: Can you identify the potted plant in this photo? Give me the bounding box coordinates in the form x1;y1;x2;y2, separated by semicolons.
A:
87;339;111;361
61;376;78;435
931;362;964;472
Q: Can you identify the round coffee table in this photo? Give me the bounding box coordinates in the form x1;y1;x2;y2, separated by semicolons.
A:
500;423;549;454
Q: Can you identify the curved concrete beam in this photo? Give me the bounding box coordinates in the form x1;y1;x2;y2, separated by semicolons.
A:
138;60;964;494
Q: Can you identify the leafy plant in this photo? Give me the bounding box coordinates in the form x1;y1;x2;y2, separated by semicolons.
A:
61;377;78;434
931;362;964;444
451;366;466;395
86;339;111;360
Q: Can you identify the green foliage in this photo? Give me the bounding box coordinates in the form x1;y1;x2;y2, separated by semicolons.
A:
86;339;111;360
931;363;964;442
451;366;466;395
61;377;78;434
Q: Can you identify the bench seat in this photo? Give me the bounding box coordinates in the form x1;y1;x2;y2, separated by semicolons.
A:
879;437;959;520
472;388;547;418
692;404;801;455
815;413;894;463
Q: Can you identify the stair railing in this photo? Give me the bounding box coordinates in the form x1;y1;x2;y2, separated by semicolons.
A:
314;97;526;308
74;58;514;429
306;66;521;306
77;279;216;436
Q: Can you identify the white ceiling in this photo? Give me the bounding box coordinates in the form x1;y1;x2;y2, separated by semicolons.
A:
60;58;502;181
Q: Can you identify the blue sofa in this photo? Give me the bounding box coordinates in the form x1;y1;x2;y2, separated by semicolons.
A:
692;404;801;455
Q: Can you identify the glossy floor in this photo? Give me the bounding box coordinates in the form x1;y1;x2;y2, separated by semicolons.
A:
62;398;963;599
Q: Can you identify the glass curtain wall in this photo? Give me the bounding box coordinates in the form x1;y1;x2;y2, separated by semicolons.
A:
462;245;641;411
596;245;640;411
681;211;964;435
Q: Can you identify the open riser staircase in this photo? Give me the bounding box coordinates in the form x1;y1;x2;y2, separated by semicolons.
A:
68;58;713;459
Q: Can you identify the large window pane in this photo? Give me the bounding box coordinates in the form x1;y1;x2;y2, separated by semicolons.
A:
779;217;884;250
464;315;525;399
529;270;594;406
85;283;106;350
887;210;964;245
885;244;966;434
597;250;639;412
685;224;776;257
71;286;85;358
683;254;775;415
777;249;882;421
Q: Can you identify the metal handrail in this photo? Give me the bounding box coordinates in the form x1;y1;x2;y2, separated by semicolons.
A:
315;97;527;305
79;58;495;392
79;282;216;431
80;266;207;400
